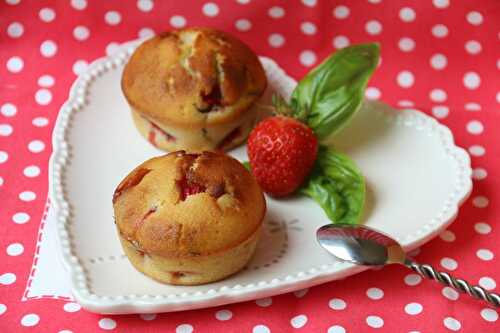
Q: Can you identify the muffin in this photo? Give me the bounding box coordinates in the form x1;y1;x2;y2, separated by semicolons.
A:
112;151;266;285
121;28;267;152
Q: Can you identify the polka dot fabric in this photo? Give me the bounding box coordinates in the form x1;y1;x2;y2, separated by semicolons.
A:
1;0;499;331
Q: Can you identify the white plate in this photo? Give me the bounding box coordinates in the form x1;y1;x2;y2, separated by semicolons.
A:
49;39;472;314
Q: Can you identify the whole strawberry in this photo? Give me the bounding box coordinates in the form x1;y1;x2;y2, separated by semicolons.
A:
247;116;318;197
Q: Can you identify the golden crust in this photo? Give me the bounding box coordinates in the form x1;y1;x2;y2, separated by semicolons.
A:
113;151;266;259
121;28;267;129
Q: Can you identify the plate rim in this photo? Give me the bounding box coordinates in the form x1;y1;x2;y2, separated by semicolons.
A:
48;38;472;314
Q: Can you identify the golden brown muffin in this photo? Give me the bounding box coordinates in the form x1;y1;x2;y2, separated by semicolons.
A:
121;28;267;152
113;151;266;285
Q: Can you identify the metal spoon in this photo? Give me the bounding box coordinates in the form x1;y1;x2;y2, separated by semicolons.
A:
317;223;500;307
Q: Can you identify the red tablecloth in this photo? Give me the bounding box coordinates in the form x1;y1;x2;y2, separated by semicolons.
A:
1;0;499;332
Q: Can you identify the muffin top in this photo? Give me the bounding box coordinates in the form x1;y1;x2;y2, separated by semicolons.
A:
113;151;266;258
121;28;267;128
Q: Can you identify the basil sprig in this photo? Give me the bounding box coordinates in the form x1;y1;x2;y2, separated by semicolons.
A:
300;146;365;224
290;43;380;140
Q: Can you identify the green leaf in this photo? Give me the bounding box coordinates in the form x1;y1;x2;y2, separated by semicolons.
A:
300;146;365;224
242;161;251;171
290;43;380;140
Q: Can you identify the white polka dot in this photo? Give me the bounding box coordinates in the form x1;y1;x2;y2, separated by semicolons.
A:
465;102;481;111
63;302;81;313
399;7;416;22
139;313;156;321
0;304;6;315
0;273;16;285
467;120;484;135
0;124;13;136
39;8;56;22
215;309;232;321
440;257;458;270
472;196;488;208
432;24;448;38
365;87;381;100
430;54;447;70
463;72;481;89
497;91;500;103
12;212;30;224
268;6;285;19
21;314;39;327
472;168;487;180
333;35;350;49
235;19;251;31
397;71;414;88
170;15;186;28
23;165;40;178
6;56;23;73
366;287;384;300
105;11;121;25
6;243;24;256
5;0;20;4
268;33;285;48
479;277;496;290
0;177;3;186
481;308;498;322
443;317;461;331
236;0;250;3
106;42;120;56
299;50;317;67
301;22;317;35
59;330;73;333
329;298;346;310
467;11;483;25
439;230;455;242
202;3;219;17
476;249;494;261
137;0;153;12
1;103;17;117
405;274;422;286
28;140;45;154
366;315;384;328
328;325;346;333
73;60;88;75
7;22;24;38
40;40;57;57
365;20;382;35
433;0;449;9
19;191;36;202
442;286;459;300
290;314;307;328
256;297;272;307
465;40;482;55
430;89;447;102
398;37;415;52
333;5;350;19
35;89;52;105
71;0;87;10
138;28;155;39
176;324;194;333
0;151;7;163
98;318;117;330
294;288;309;298
38;75;55;87
432;106;449;119
474;222;491;234
73;26;90;41
302;0;316;7
33;117;49;127
404;302;423;315
398;100;414;107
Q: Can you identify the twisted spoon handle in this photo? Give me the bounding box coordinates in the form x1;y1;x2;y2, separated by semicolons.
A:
405;260;500;307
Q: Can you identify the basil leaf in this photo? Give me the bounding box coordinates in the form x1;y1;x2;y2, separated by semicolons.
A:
300;146;365;224
290;43;380;140
242;161;251;171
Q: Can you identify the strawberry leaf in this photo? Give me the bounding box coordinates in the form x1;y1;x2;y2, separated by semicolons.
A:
300;146;365;224
290;43;380;140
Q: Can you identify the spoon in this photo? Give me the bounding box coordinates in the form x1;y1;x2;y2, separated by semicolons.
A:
317;223;500;307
